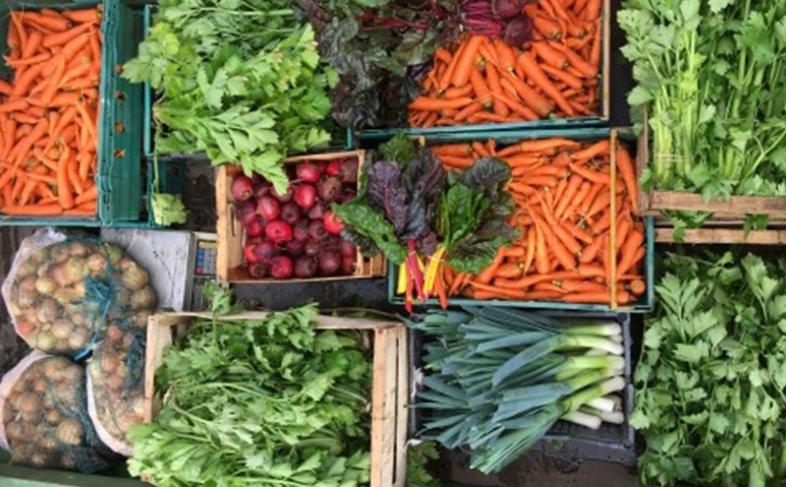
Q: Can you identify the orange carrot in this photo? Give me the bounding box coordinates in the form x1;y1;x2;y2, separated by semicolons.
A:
501;71;554;117
491;92;539;120
484;63;509;117
540;64;583;90
583;0;602;20
554;174;582;219
548;41;598;78
64;8;101;24
56;144;74;209
443;84;473;99
454;101;484;122
571;139;610;162
517;52;575;115
451;35;484;87
23;12;71;32
531;42;569;69
616;144;638;213
43;22;93;48
570;162;608;184
532;15;562;39
409;96;473;111
579;235;603;264
561;291;610;303
628;279;646;296
469;67;492;107
2;203;63;215
493;39;518;73
0;99;29;113
590;20;602;67
561;181;591;220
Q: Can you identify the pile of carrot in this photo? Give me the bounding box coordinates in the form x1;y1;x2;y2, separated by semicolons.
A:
435;136;646;306
0;7;102;217
408;0;602;128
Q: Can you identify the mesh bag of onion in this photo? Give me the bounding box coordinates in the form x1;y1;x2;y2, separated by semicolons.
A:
86;321;146;456
0;352;117;472
1;228;157;358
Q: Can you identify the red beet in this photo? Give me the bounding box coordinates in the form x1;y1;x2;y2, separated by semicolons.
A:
253;181;272;200
326;160;343;177
318;250;341;276
270;255;294;279
316;161;327;174
293;220;310;241
237;201;257;226
286;239;305;256
256;195;280;221
308;220;327;241
246;218;264;238
323;211;344;234
304;239;321;257
243;243;259;264
254;240;276;262
249;262;269;278
280;202;301;225
317;176;342;203
272;186;293;203
294;256;318;278
296;161;320;183
294;184;317;210
340;239;357;259
231;175;253;201
342;256;356;275
340;159;359;183
307;203;325;220
265;220;293;243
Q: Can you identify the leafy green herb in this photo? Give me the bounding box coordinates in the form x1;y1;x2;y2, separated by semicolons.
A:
406;441;441;487
632;251;786;487
150;194;188;227
123;0;335;192
128;303;372;487
620;0;786;207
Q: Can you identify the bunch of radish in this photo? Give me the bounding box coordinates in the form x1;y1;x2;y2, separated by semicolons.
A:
231;157;360;279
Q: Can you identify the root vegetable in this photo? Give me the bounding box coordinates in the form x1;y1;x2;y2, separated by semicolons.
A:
35;277;57;295
122;264;150;291
133;311;152;329
293;220;310;241
323;211;344;234
103;244;123;265
35;333;56;352
36;298;59;323
56;419;84;446
342;256;356;275
296;161;320;183
131;286;157;310
308;220;327;241
340;158;359;183
294;184;317;209
280;202;301;225
317;176;342;203
68;242;88;257
231;174;254;201
272;186;293;203
307;203;325;220
318;250;341;276
86;253;107;274
294;256;318;278
248;262;269;278
265;220;293;243
326;160;343;177
256;195;280;221
246;217;264;238
45;409;62;425
286;239;305;256
51;319;73;340
270;255;294;279
17;319;35;337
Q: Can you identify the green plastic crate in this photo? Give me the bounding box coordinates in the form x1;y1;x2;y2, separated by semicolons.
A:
378;127;655;313
0;0;146;227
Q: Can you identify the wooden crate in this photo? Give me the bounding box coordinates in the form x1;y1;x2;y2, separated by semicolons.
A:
144;312;409;487
655;226;786;244
216;150;387;283
636;117;786;222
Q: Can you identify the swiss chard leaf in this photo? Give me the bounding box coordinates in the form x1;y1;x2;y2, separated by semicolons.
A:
332;198;407;264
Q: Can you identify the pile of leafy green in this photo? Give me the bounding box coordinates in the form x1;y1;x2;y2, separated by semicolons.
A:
619;0;786;202
297;0;461;129
127;289;372;487
123;0;335;192
632;251;786;487
333;133;516;274
406;441;441;487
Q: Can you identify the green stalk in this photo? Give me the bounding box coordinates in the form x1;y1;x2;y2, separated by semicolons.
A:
561;376;626;412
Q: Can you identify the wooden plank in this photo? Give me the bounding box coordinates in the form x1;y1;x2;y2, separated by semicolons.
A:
393;326;409;487
215;150;387;284
609;129;617;309
370;326;399;487
656;228;786;244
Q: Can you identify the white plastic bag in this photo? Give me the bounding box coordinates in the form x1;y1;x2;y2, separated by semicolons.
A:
0;352;115;472
1;228;157;357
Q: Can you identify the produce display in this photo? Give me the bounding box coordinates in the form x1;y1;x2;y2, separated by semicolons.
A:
128;293;373;487
0;7;102;217
0;352;114;472
87;324;146;456
632;251;786;487
410;307;626;473
409;1;603;128
123;0;334;193
432;137;646;305
334;134;518;309
230;155;361;279
620;0;786;216
1;230;156;356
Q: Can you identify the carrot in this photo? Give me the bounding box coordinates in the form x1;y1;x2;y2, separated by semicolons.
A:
538;202;582;254
43;22;93;48
469;67;492;107
534;224;550;274
618;247;645;277
63;202;95;216
422;112;438;127
573;0;590;15
493;39;518;73
472;141;490;157
9;119;48;165
497;262;523;279
590;20;602;67
23;12;70;32
532;15;562;39
540;63;583;90
477;251;506;284
468;112;518;123
10;13;27;54
517;52;575;115
0;99;29;113
502;71;555;116
18;177;38;206
590;209;611;234
451;35;484;87
498;270;580;290
531;209;576;270
443;84;473;99
583;0;602;20
63;8;101;24
579;235;603;264
616;144;638;213
617;229;644;275
12;63;45;96
585;188;609;218
438;40;466;91
628;279;646;296
531;42;569;69
571;139;610;162
469;283;530;300
433;143;473;157
409;96;473;111
561;181;591;220
561;291;610;303
56;144;74;209
548;41;598;78
565;221;594;244
554;174;582;219
434;48;452;64
491;92;539;120
499;138;579;157
88;32;101;77
569;162;608;184
0;80;12;96
616;216;632;255
2;203;63;215
454;101;484;122
484;63;509;117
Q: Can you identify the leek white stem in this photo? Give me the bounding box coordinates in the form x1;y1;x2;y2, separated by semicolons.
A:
565;323;621;337
561;410;602;429
581;406;625;425
586;396;616;413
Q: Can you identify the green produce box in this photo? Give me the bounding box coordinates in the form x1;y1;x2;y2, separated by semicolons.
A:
0;0;146;227
378;127;655;313
353;0;611;142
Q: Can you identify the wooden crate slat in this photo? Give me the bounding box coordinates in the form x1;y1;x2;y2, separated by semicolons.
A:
655;228;786;244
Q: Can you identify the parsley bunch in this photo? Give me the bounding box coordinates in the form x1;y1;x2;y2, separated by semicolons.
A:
633;251;786;487
127;303;372;487
123;0;335;192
